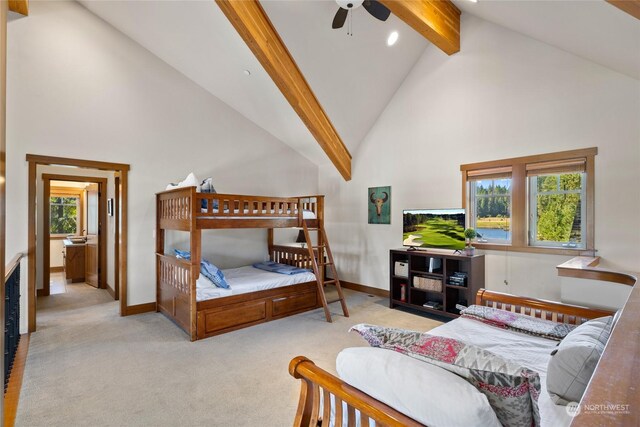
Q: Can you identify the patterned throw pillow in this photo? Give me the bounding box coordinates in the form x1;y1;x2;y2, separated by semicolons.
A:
461;305;576;341
174;250;229;289
351;324;541;427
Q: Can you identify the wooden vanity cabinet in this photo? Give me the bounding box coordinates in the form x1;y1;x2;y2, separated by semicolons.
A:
63;239;86;283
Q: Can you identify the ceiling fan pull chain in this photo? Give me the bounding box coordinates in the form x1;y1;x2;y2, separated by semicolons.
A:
349;9;353;36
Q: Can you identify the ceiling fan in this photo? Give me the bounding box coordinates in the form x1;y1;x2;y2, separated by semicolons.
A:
332;0;391;30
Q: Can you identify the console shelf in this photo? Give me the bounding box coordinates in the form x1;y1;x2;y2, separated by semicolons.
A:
389;248;485;319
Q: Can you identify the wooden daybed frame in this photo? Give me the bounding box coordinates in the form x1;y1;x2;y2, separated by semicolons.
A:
290;258;639;426
156;187;327;341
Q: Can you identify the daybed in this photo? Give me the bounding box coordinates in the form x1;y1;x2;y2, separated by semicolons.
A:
290;261;638;426
156;187;330;341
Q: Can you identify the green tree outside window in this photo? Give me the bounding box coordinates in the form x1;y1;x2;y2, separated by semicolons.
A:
534;172;583;245
50;196;79;235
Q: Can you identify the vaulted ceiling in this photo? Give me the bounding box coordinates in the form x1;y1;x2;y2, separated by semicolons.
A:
79;0;639;176
452;0;640;81
79;0;429;174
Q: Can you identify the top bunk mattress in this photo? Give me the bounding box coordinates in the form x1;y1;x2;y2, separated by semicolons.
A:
198;208;316;220
196;265;316;302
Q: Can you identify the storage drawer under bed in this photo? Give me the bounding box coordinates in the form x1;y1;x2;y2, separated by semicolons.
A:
196;287;319;339
272;290;318;317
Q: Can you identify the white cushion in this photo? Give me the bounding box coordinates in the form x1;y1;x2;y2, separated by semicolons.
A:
546;316;612;404
165;172;201;191
336;347;501;427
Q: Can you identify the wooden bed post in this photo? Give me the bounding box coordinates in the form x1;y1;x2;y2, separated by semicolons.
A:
267;228;274;260
156;194;165;313
190;187;200;342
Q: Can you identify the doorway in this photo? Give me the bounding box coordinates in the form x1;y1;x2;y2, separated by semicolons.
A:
26;154;130;333
42;175;108;297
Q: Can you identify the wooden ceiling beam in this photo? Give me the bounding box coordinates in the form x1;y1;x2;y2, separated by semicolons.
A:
8;0;28;16
215;0;352;180
606;0;640;20
380;0;460;55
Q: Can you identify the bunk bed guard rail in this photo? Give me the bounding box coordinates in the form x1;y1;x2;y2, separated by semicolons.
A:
156;187;323;230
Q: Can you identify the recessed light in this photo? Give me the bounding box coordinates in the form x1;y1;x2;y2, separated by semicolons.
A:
467;0;478;3
387;31;398;46
243;69;251;76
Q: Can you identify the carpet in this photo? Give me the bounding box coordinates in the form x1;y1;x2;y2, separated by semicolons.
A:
16;282;442;426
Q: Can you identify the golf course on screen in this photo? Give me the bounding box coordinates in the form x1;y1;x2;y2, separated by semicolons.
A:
403;213;465;250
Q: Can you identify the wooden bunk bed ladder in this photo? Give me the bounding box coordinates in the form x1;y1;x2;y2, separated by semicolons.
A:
302;220;349;322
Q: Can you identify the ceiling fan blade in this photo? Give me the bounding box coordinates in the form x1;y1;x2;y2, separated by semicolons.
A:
332;7;349;29
363;0;391;21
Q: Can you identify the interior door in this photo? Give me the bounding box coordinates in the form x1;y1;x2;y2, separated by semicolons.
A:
85;183;99;288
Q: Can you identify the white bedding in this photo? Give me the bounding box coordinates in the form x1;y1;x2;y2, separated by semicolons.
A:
336;317;572;427
195;265;316;302
199;208;316;220
430;318;572;427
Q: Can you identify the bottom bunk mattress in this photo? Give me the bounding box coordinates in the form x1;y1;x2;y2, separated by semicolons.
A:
336;317;573;427
196;265;316;302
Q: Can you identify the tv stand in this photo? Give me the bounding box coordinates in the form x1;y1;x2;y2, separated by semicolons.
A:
406;246;420;252
453;249;463;255
389;248;484;319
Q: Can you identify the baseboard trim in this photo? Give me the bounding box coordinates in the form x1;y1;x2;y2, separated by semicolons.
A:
124;302;157;316
106;284;116;300
5;334;30;427
49;266;64;273
340;280;389;298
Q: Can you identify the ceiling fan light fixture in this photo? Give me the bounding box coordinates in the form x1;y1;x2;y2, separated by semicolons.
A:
336;0;363;9
387;31;399;46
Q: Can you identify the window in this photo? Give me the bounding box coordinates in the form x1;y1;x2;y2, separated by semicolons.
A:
461;148;596;255
529;172;586;249
50;196;80;235
469;175;512;244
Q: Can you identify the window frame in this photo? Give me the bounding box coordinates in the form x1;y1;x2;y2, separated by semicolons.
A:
49;188;84;238
461;147;596;256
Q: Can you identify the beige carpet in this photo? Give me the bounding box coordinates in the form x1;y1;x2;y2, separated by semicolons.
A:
16;281;442;426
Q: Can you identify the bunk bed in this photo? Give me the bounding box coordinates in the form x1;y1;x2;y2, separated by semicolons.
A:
289;259;639;426
156;186;336;341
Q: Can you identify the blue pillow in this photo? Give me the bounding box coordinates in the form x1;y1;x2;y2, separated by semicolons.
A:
174;249;191;260
173;250;229;289
200;259;229;289
200;177;219;210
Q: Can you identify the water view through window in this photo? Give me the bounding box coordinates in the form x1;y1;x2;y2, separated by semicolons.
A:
471;178;511;243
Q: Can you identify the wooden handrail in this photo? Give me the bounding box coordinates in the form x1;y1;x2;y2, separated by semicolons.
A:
557;256;637;286
5;253;24;284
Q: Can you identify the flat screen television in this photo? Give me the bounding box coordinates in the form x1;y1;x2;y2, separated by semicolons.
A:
403;209;466;251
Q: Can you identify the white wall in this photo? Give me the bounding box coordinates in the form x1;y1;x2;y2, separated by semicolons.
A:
319;14;640;305
6;0;318;330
